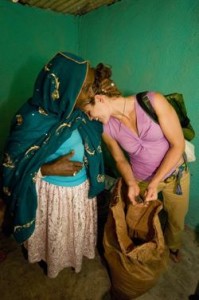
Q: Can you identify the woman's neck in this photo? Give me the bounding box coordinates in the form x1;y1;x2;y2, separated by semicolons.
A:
111;95;134;120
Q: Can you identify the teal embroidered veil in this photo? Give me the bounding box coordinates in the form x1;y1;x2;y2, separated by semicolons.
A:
2;52;105;243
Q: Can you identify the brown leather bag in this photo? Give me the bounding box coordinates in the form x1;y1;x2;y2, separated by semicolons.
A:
103;179;169;300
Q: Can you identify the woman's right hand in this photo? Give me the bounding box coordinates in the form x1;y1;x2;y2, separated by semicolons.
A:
40;151;83;177
127;183;140;205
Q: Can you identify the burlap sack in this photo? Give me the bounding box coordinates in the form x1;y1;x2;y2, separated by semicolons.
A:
103;179;169;300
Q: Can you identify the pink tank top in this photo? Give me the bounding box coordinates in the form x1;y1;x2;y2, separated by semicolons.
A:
104;93;172;181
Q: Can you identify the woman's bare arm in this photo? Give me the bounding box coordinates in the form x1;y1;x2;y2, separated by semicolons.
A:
145;92;185;201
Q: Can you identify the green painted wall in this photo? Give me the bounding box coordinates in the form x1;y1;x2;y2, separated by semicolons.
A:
0;0;78;154
78;0;199;229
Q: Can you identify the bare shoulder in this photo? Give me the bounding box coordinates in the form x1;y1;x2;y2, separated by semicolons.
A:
148;91;173;113
148;91;167;103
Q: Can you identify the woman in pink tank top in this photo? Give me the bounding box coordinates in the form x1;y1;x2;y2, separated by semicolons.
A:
78;63;190;263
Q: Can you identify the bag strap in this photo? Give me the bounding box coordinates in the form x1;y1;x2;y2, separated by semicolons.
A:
136;92;159;123
136;92;191;129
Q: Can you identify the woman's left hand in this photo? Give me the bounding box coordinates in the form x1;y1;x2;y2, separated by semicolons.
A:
144;184;158;203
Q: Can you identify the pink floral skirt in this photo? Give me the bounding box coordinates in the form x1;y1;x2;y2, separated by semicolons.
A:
24;178;97;278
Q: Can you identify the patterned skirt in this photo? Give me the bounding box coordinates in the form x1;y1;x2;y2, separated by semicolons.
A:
24;178;97;278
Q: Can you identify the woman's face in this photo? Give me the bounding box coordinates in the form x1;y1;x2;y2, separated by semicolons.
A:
83;95;111;124
76;67;95;104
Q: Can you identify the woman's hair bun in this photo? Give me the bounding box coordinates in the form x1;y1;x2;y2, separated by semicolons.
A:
95;63;112;82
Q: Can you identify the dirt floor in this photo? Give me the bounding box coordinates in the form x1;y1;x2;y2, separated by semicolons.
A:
0;190;199;300
137;225;199;300
0;230;111;300
1;225;199;300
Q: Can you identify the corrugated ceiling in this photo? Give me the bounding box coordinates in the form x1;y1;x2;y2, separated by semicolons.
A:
12;0;121;16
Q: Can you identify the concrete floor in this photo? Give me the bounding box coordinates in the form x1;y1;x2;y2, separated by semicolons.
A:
0;225;199;300
137;226;199;300
0;189;199;300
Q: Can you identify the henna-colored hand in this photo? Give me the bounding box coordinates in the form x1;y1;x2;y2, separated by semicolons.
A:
40;151;83;177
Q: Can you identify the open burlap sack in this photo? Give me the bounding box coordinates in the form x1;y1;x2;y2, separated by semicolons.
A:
103;178;169;300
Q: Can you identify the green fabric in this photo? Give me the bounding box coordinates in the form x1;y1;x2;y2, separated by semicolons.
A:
164;93;195;141
2;52;105;244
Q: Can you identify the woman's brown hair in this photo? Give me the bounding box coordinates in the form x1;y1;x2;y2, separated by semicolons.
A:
76;63;121;109
93;63;121;97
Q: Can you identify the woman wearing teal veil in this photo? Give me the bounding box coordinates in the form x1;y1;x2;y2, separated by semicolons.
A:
2;52;105;277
